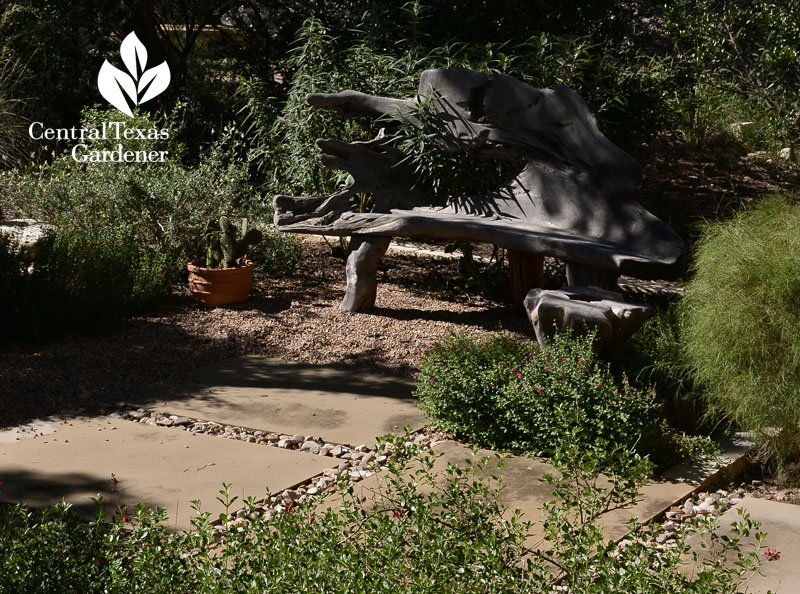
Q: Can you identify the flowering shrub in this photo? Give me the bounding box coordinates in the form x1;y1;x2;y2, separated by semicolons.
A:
415;330;662;465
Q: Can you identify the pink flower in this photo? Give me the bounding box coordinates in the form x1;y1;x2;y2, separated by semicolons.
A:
516;371;524;380
594;382;602;387
309;515;316;525
430;378;436;384
537;387;545;394
121;516;131;523
764;548;781;561
285;501;295;514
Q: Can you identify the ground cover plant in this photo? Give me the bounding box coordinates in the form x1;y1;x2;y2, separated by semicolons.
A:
415;328;718;472
682;193;800;471
0;439;772;593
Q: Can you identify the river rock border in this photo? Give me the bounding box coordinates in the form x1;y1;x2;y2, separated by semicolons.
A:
105;406;448;532
634;487;747;551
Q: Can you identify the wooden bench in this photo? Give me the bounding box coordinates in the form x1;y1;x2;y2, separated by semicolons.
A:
274;68;684;313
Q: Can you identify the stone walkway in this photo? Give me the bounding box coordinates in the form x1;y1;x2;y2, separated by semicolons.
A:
1;358;424;528
1;356;796;591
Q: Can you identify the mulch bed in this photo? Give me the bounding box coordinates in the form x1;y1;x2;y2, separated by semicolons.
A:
0;242;534;430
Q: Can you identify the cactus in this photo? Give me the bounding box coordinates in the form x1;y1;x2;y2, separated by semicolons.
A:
204;216;263;268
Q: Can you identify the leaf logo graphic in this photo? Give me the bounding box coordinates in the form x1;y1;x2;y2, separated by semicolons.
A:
98;32;170;117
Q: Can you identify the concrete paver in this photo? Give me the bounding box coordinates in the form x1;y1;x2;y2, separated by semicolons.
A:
661;432;754;489
0;417;58;444
145;356;424;446
685;497;800;593
0;416;332;530
332;440;703;549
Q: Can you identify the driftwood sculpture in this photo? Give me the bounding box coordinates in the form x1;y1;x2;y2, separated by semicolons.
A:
274;68;684;313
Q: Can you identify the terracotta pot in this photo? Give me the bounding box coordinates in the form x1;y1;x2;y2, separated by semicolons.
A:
187;259;254;307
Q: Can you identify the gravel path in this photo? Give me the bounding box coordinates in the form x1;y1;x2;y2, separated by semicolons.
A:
0;241;535;429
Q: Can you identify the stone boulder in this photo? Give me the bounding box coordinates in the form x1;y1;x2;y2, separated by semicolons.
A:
0;219;56;263
524;287;651;353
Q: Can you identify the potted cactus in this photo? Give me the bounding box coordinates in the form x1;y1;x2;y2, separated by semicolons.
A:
187;216;263;307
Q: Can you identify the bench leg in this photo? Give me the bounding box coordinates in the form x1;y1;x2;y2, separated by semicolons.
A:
565;263;618;291
340;235;391;312
508;250;544;310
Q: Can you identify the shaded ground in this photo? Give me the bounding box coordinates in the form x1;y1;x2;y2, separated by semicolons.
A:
635;136;799;244
0;243;534;430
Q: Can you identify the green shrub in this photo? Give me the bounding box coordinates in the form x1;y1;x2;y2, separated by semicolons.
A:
415;330;661;464
239;18;423;200
0;223;171;339
0;50;28;169
664;0;800;151
0;2;123;128
7;107;268;271
612;304;715;434
249;225;304;278
0;442;770;593
682;193;800;463
239;17;674;202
